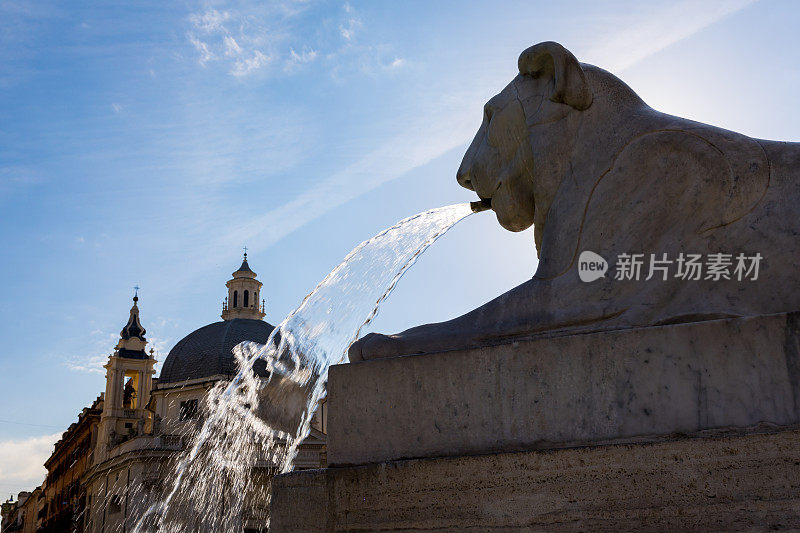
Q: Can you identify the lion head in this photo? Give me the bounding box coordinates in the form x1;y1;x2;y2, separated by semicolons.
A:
456;41;594;245
457;41;771;268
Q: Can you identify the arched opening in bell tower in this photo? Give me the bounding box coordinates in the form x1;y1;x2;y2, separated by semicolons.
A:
120;370;140;410
233;290;238;308
244;290;249;308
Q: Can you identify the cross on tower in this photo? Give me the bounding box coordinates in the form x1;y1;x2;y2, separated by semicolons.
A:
243;246;248;258
133;285;140;297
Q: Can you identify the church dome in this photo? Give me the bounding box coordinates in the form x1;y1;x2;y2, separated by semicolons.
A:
159;318;275;384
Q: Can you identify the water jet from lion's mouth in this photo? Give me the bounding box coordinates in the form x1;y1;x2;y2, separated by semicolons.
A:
134;203;475;532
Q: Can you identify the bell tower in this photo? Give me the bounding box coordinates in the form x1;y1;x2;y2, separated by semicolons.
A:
221;251;266;321
96;291;157;462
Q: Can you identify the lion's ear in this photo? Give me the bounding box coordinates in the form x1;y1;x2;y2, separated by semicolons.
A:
518;41;592;111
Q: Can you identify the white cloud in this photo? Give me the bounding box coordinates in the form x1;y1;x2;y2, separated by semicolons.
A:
186;6;273;76
339;1;360;41
65;329;115;374
339;18;360;41
65;352;108;374
189;8;230;33
183;1;371;78
220;99;479;253
64;326;172;374
213;0;757;254
111;103;123;113
231;50;271;77
284;47;317;72
289;48;317;63
0;165;45;206
0;433;60;496
224;35;242;56
584;0;757;73
189;34;215;65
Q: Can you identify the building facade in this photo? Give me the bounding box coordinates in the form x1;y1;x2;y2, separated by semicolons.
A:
2;492;30;533
41;399;102;531
3;255;325;533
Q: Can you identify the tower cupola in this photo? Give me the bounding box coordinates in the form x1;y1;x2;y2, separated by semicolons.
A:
115;292;149;359
221;250;265;321
96;290;157;462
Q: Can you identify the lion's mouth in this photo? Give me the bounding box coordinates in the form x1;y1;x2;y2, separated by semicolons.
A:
470;198;492;213
470;179;503;213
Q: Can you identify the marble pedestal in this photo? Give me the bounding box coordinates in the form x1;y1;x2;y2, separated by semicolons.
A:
271;312;800;531
272;426;800;531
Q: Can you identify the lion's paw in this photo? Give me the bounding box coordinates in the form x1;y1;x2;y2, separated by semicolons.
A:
347;332;406;362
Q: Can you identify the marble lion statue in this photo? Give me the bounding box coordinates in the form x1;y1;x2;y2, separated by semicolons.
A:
349;41;800;361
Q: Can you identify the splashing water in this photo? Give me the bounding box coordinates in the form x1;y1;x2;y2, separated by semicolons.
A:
133;203;474;532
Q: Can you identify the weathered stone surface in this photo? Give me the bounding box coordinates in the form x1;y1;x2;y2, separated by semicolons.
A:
349;41;800;361
309;42;800;530
332;312;800;466
271;426;800;532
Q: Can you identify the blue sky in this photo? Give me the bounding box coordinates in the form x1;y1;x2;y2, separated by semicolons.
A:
1;0;799;496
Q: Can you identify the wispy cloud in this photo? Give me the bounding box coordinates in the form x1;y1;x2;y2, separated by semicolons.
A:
224;35;242;56
189;34;215;65
584;0;757;73
214;0;757;253
65;353;108;374
0;433;60;496
185;4;300;77
219;98;480;253
0;165;45;203
231;50;271;77
339;9;361;42
64;329;116;374
189;7;230;33
64;329;171;374
183;1;377;78
284;47;317;72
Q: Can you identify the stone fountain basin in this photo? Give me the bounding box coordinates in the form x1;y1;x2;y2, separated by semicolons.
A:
327;311;800;466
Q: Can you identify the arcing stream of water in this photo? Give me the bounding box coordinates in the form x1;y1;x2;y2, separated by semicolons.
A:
133;203;477;531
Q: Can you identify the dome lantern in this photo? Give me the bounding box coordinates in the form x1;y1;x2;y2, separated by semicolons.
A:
221;250;266;321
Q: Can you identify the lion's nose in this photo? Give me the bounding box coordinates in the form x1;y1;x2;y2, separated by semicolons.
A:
456;167;473;190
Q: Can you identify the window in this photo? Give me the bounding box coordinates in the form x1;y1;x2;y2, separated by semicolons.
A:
179;399;199;420
121;371;139;409
244;290;249;308
233;290;238;308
